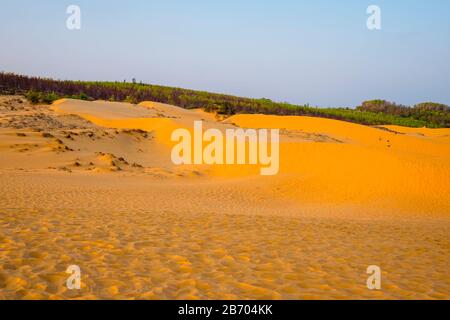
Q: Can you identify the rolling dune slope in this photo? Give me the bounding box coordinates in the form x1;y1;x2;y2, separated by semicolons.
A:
0;96;449;300
224;114;450;217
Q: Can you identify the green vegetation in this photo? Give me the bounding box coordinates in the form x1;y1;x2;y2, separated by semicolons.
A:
1;72;449;128
357;100;450;128
25;91;88;105
25;91;60;104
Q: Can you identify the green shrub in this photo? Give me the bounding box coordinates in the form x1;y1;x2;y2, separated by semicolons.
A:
26;91;40;104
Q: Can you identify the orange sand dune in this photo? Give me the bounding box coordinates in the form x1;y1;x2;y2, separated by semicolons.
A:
1;96;449;300
223;114;450;217
50;99;450;216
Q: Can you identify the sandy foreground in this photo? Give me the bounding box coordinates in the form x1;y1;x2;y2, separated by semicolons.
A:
0;95;449;300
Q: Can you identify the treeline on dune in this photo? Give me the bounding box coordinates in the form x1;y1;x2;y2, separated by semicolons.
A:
1;72;449;128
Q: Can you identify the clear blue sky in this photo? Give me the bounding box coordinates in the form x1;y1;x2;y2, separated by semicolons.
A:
1;0;449;107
